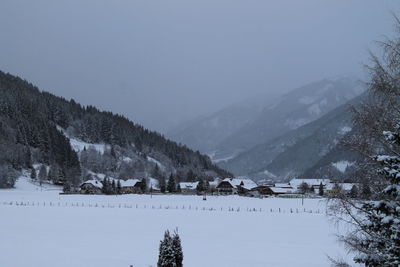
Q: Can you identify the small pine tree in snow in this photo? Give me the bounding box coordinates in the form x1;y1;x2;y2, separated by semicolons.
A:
63;182;71;193
158;230;176;267
167;174;176;193
349;185;358;199
140;178;147;193
172;230;183;267
117;179;122;194
318;182;324;196
196;179;204;194
38;165;47;186
347;128;400;266
30;168;36;180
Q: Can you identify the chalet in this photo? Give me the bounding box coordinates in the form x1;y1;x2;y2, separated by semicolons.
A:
80;179;103;194
216;178;258;195
274;183;293;189
269;187;294;195
179;182;199;194
209;178;222;194
248;186;275;197
119;179;142;194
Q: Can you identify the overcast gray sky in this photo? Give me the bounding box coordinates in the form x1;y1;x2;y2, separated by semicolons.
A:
0;0;398;132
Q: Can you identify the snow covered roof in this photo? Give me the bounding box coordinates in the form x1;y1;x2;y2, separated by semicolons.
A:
269;187;294;194
81;179;103;189
148;177;160;190
222;178;257;190
179;182;199;189
119;179;140;187
209;178;221;187
274;183;293;189
289;178;331;189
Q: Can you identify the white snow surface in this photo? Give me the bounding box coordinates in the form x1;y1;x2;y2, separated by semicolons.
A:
69;137;108;154
146;156;166;170
332;161;354;173
0;176;357;267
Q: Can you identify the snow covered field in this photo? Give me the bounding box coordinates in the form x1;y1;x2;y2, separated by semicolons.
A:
0;177;354;267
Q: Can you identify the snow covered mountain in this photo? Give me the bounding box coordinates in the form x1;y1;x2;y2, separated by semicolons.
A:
218;94;365;180
0;71;230;188
167;94;277;154
214;77;365;160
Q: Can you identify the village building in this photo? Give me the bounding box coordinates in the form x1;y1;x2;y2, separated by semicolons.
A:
248;186;275;197
119;179;142;194
179;182;199;194
269;187;295;195
274;183;293;189
216;178;258;195
80;179;103;194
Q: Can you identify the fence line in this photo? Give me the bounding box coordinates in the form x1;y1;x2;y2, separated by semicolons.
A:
0;201;325;215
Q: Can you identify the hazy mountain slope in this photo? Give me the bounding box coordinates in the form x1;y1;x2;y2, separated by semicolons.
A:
299;146;360;180
214;78;364;159
167;94;277;153
0;71;230;188
219;95;364;178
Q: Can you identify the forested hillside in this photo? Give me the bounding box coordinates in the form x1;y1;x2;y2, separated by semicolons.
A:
0;71;230;188
219;95;364;180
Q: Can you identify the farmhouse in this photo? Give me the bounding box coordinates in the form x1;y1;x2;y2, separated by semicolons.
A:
119;179;142;194
80;179;103;194
179;182;199;194
274;183;293;189
248;186;275;197
216;178;258;195
270;187;294;195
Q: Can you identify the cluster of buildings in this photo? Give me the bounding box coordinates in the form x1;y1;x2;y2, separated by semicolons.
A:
79;175;357;197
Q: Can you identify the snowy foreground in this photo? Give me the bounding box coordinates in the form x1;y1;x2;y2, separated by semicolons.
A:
0;177;355;267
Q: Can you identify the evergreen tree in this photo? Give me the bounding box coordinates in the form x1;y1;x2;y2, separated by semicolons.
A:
172;230;183;267
102;177;112;194
117;179;122;194
160;178;166;193
167;174;176;193
346;128;400;265
196;179;204;194
48;163;60;184
63;182;71;193
30;168;37;180
140;178;147;193
186;170;195;182
111;179;116;194
318;182;324;196
361;182;371;199
349;185;358;198
157;230;175;267
335;22;400;266
38;165;47;186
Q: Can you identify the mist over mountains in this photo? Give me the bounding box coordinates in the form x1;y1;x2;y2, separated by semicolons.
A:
169;77;366;180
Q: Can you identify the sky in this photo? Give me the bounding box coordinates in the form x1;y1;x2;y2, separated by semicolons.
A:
0;0;398;132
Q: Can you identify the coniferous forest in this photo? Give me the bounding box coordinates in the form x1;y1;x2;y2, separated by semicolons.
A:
0;71;231;188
